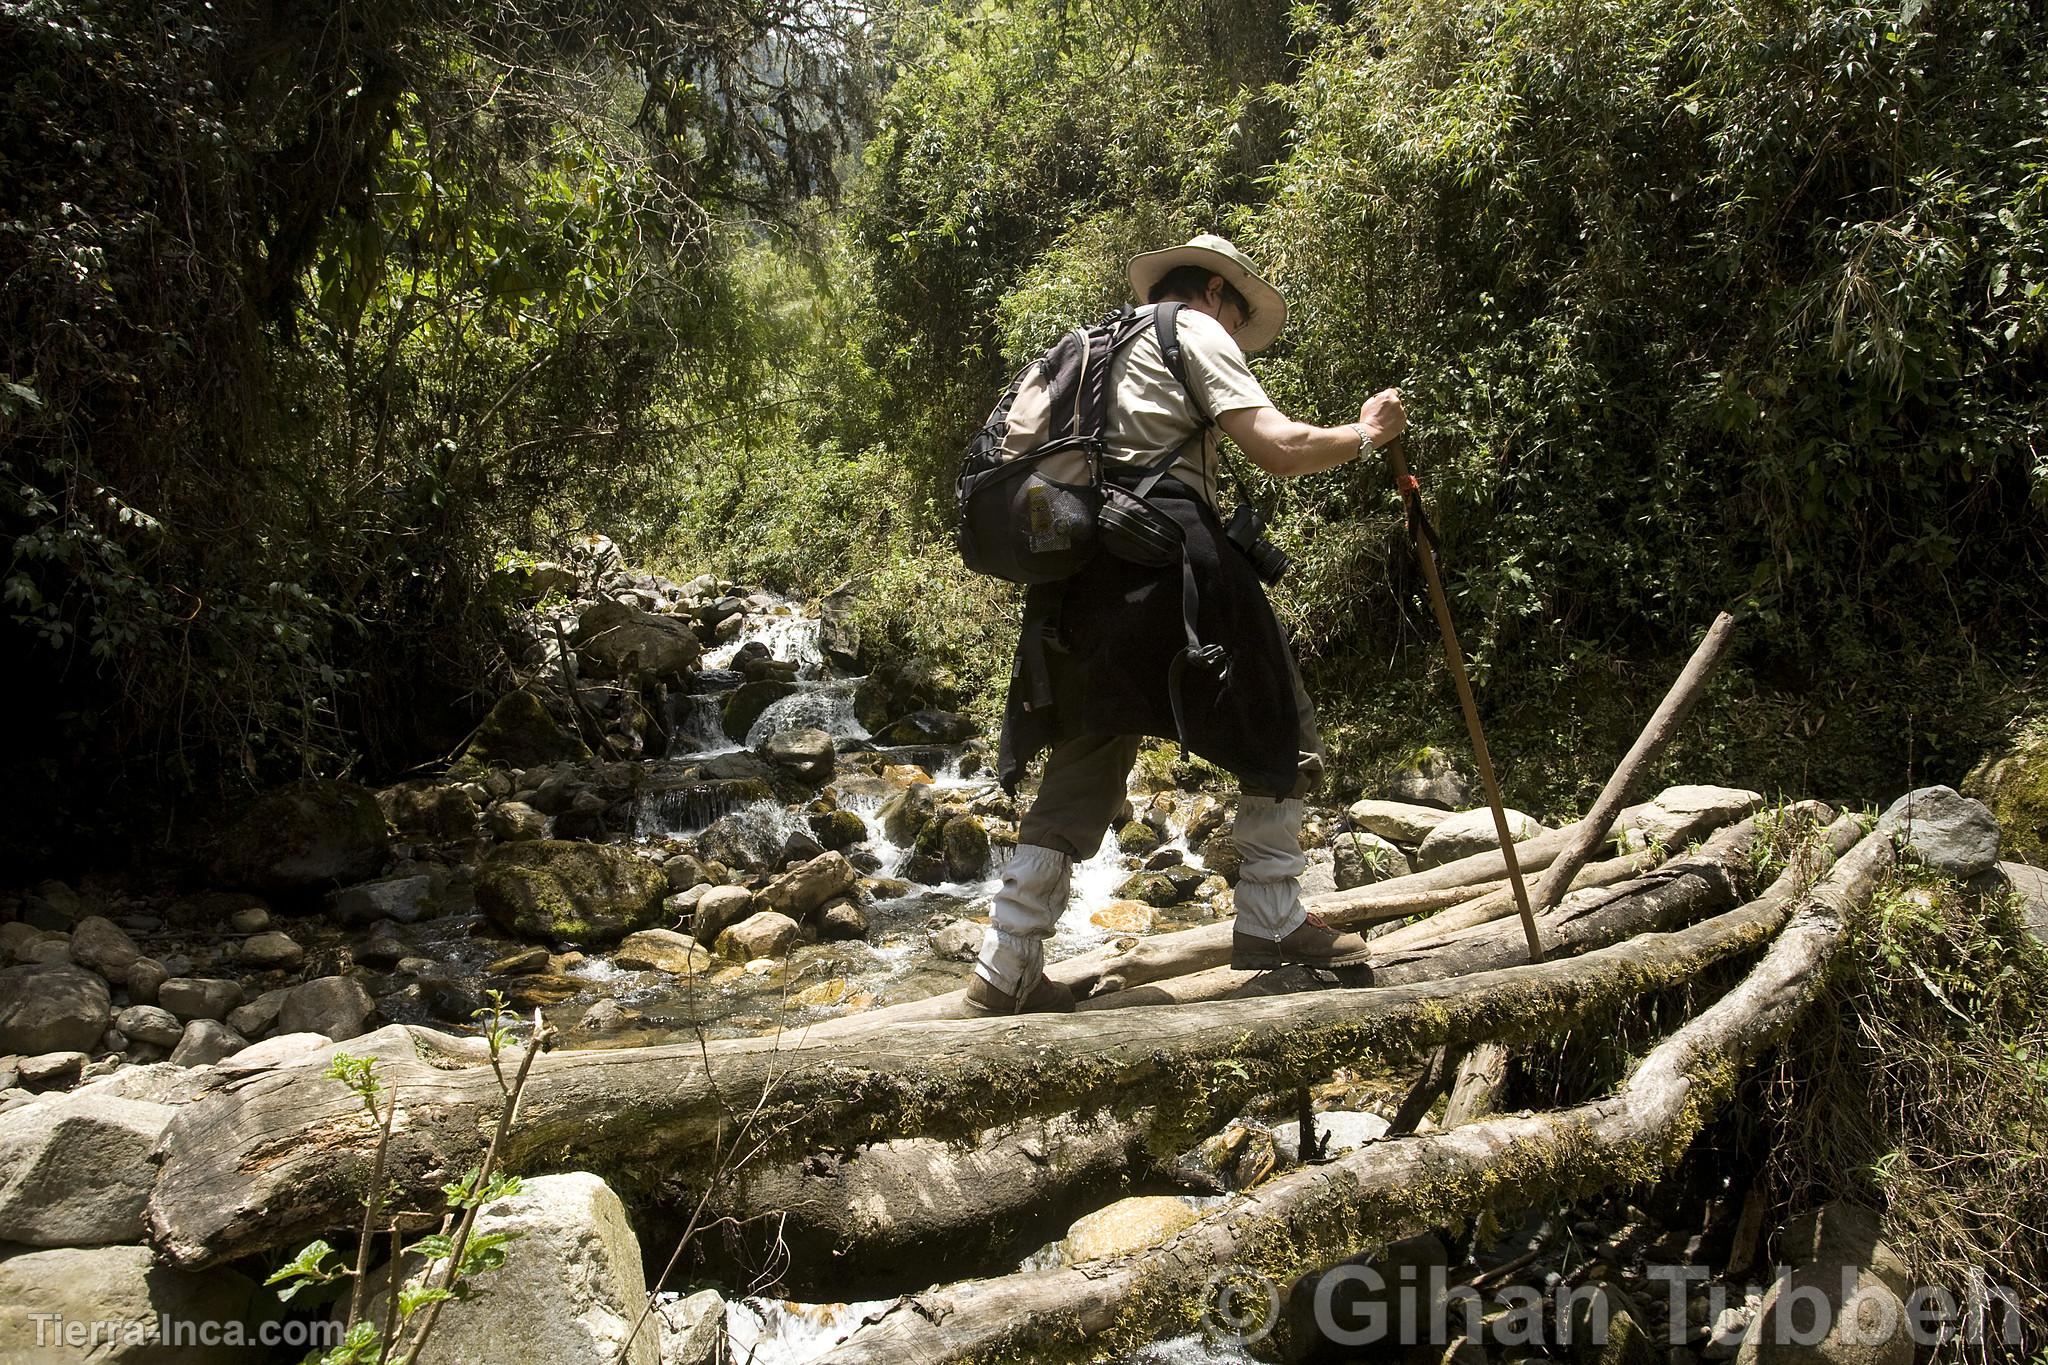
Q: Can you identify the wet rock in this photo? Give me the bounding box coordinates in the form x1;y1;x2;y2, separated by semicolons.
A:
0;965;113;1055
877;709;979;745
575;599;703;684
1333;830;1408;889
365;1170;656;1365
723;679;801;741
1346;798;1452;846
1091;900;1156;934
764;727;837;782
0;1091;175;1246
380;780;483;844
490;799;552;841
818;900;869;941
170;1019;246;1067
486;946;551;976
615;930;712;975
662;853;713;892
715;911;801;962
942;815;993;881
927;917;982;961
503;973;586;1008
761;852;859;919
877;783;936;846
853;657;959;732
216;778;389;892
236;930;305;971
777;830;828;868
227;988;289;1040
278;976;375;1042
1117;820;1163;857
691;886;758;944
808;808;868;852
125;958;168;1006
657;1287;727;1365
476;841;668;944
1382;747;1477;810
1114;871;1186;908
114;1006;183;1049
0;1244;270;1363
68;916;140;986
1059;1196;1204;1265
1413;807;1547;871
158;977;243;1023
1197;831;1244;885
1875;785;2002;879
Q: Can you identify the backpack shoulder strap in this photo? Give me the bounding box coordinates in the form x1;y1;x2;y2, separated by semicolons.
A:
1152;302;1213;427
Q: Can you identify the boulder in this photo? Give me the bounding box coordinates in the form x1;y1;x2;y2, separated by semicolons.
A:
330;873;439;925
662;853;714;892
876;710;978;745
1197;831;1244;885
1270;1109;1391;1162
125;957;167;1006
489;800;552;841
278;976;376;1042
67;916;140;985
1737;1201;1914;1365
1184;795;1229;848
927;918;983;962
1413;807;1547;871
476;841;668;943
1964;729;2048;865
942;815;992;881
763;727;836;781
486;946;551;976
0;965;112;1055
615;930;712;975
114;1006;183;1049
236;930;305;971
818;900;870;941
0;1092;175;1245
17;1052;86;1088
760;852;859;919
169;1019;246;1067
220;1033;332;1074
1117;820;1163;857
451;691;592;783
1090;900;1156;934
0;1244;269;1363
852;657;959;733
379;781;483;844
808;808;868;852
227;905;271;934
158;977;244;1023
714;911;801;962
363;1171;656;1365
215;778;389;892
1345;798;1452;846
1628;785;1765;848
691;886;758;944
877;782;936;846
1059;1195;1205;1265
2003;861;2048;948
722;680;801;742
574;599;703;683
1114;870;1186;908
1332;830;1408;889
226;988;289;1040
657;1288;727;1365
1875;785;2001;879
1382;748;1477;810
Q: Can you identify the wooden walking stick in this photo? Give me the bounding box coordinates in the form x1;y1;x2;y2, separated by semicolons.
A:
1385;434;1543;962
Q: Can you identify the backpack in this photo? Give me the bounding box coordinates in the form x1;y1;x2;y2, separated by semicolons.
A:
955;303;1206;585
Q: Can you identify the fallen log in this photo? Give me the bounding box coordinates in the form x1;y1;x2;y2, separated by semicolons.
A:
144;813;1855;1269
1442;1041;1512;1129
807;825;1894;1364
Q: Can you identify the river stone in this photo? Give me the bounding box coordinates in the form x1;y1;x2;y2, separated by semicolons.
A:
0;922;41;963
656;1288;727;1365
1875;785;2001;879
220;1032;332;1074
0;965;113;1055
277;976;375;1042
575;599;703;684
364;1171;656;1365
722;680;801;741
662;853;713;892
942;815;992;881
68;916;140;985
1413;807;1547;871
227;905;271;934
760;852;858;919
1381;748;1477;810
1059;1195;1205;1265
227;987;289;1040
489;799;552;842
0;1243;269;1363
808;807;868;852
763;727;836;781
158;977;243;1022
692;886;758;944
1271;1109;1392;1163
1197;830;1243;885
476;841;668;943
876;709;978;745
215;778;389;892
615;929;712;975
114;1006;183;1049
1630;784;1766;848
486;946;551;976
17;1052;87;1088
877;782;936;846
236;930;305;971
0;1092;175;1245
451;690;592;783
1345;798;1452;846
170;1019;246;1067
1091;900;1156;934
927;917;982;961
331;873;438;925
123;957;167;1007
1113;870;1185;908
17;936;70;966
818;900;869;941
380;780;483;844
1332;830;1408;889
715;911;801;962
1117;819;1163;857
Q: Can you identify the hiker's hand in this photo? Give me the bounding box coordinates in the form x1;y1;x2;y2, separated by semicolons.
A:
1357;388;1406;449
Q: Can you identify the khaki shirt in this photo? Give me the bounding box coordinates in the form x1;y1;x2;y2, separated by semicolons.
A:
1103;304;1272;507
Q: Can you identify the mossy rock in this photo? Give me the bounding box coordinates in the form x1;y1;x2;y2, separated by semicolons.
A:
1197;831;1244;886
722;680;801;741
216;780;390;893
1116;820;1162;857
1114;870;1184;907
449;691;589;780
942;814;991;881
475;840;667;944
808;807;869;851
1965;727;2048;865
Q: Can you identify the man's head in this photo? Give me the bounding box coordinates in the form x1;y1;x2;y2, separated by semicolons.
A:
1126;234;1286;352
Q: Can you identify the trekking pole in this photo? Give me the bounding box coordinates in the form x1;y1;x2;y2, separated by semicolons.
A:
1385;434;1543;963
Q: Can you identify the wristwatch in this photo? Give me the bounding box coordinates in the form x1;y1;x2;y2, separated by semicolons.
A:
1351;422;1374;454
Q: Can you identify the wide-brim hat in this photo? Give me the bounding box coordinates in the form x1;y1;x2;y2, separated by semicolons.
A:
1126;233;1286;353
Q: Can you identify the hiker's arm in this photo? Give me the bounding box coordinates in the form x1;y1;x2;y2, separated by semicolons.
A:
1220;389;1407;478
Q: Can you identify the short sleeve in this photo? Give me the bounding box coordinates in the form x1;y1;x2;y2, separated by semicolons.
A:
1176;309;1273;418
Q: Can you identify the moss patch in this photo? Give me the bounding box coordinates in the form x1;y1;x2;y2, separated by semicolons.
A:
474;839;667;943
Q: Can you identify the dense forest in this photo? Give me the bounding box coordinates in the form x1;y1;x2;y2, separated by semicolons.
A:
4;0;2044;857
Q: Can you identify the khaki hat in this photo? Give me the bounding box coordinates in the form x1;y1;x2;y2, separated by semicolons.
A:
1126;233;1287;353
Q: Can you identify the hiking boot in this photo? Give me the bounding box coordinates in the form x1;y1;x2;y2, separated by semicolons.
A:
1231;911;1375;974
964;972;1077;1016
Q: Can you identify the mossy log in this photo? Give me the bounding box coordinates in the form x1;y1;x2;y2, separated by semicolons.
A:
144;814;1855;1269
806;825;1894;1365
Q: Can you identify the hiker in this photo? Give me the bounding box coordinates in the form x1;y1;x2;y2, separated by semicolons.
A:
969;233;1409;1015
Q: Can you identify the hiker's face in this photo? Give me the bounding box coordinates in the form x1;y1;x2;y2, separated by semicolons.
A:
1204;278;1248;338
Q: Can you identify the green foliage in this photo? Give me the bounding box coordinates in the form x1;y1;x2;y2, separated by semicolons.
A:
265;1241;347;1304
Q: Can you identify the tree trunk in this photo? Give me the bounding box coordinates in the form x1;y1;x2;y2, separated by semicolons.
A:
806;828;1894;1365
144;814;1855;1270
